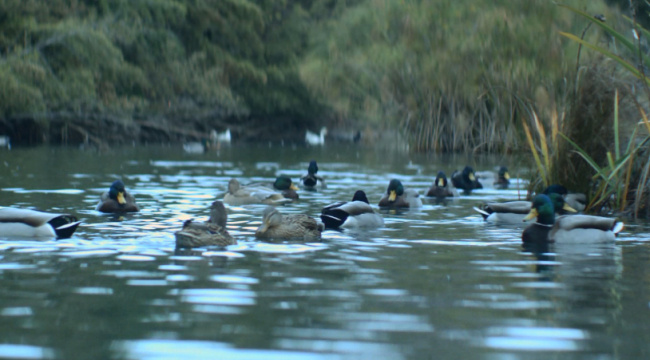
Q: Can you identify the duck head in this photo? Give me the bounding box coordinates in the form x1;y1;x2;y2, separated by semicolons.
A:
352;190;370;204
498;166;510;181
463;166;476;182
109;180;128;205
257;206;283;234
308;160;319;175
228;178;241;193
274;175;298;191
208;201;228;227
524;194;555;225
435;171;448;187
386;179;405;202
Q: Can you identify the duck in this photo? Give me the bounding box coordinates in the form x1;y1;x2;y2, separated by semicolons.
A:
543;184;586;212
305;127;327;146
321;190;384;229
255;206;323;241
0;207;81;239
96;180;139;213
175;201;236;248
211;128;232;143
273;175;299;200
301;160;326;189
426;171;456;199
183;139;210;154
451;166;482;194
378;179;423;209
522;194;624;243
222;178;291;206
474;191;577;225
474;193;576;224
494;166;510;189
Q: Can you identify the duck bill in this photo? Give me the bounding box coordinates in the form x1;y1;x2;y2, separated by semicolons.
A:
290;184;299;191
523;209;538;222
504;172;510;180
117;192;126;205
562;203;577;213
437;178;445;187
469;173;476;181
388;190;397;202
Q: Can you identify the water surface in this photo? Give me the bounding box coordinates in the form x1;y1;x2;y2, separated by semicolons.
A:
0;144;649;360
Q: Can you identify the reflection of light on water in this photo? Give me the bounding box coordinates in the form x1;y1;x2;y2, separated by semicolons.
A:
113;339;336;360
480;327;588;351
0;344;54;359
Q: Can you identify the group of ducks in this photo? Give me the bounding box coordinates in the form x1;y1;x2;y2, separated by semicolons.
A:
0;162;625;247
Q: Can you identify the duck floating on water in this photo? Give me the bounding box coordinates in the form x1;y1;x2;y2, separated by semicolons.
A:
255;206;323;241
175;201;236;248
301;160;326;189
0;208;81;239
378;179;422;209
96;180;139;213
321;190;384;229
223;178;291;206
305;127;327;146
426;171;456;200
451;166;482;194
522;194;623;244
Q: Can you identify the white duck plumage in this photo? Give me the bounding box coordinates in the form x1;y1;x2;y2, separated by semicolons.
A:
0;207;81;239
321;190;384;229
305;127;327;146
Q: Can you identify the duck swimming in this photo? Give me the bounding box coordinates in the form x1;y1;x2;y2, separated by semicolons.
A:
96;180;139;213
426;171;456;199
0;208;81;239
175;201;236;248
451;166;482;194
301;160;326;189
273;175;299;200
474;193;576;225
522;194;623;243
378;179;422;209
255;206;323;241
223;178;291;206
494;166;510;189
321;190;384;229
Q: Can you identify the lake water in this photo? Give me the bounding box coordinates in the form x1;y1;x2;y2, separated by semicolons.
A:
0;144;649;360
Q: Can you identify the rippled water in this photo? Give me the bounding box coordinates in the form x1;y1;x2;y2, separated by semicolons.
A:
1;144;650;360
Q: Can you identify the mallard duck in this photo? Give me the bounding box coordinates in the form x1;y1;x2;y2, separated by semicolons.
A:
543;184;586;212
378;179;423;209
175;201;236;248
0;207;81;239
301;160;326;189
96;180;139;213
426;171;456;199
255;206;323;241
522;194;624;243
223;178;291;206
451;166;482;194
321;190;384;229
305;127;327;146
474;192;576;224
494;166;510;189
273;175;299;200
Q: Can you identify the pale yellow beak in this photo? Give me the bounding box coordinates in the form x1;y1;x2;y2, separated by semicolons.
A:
504;172;510;180
117;192;126;205
290;184;299;191
469;173;476;181
437;178;445;187
523;208;538;221
563;203;577;213
388;190;397;202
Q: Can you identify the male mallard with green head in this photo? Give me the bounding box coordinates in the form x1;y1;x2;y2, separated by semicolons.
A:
378;179;422;209
451;166;482;194
273;175;299;200
96;180;139;213
494;166;510;189
475;192;576;225
175;201;236;248
301;160;326;189
0;208;81;239
321;190;384;229
255;206;323;241
522;194;623;243
426;171;456;199
223;178;291;206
